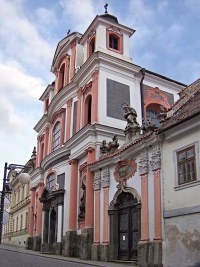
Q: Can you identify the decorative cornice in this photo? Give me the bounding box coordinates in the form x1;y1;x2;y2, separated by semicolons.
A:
93;171;101;191
102;167;110;188
150;145;161;171
138;150;149;175
51;108;66;124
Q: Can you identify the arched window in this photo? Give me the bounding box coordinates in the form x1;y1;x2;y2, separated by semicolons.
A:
88;37;95;57
53;122;61;151
84;95;92;125
146;103;162;127
109;33;119;50
46;173;55;190
59;64;65;90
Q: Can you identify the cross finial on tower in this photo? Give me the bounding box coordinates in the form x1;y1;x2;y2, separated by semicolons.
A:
67;29;71;35
104;3;108;14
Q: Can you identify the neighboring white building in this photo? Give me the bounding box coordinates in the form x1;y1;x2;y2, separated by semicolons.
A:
159;78;200;267
2;149;36;248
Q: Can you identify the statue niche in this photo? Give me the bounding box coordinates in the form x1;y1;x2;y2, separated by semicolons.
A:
79;182;86;219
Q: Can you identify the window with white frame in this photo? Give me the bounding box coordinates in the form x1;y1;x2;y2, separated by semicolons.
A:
46;173;55;190
177;145;197;185
53;122;61;151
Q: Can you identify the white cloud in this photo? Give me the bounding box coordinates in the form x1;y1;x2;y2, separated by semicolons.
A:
0;95;23;133
59;0;99;32
0;0;54;74
35;7;57;26
0;60;45;101
184;0;200;13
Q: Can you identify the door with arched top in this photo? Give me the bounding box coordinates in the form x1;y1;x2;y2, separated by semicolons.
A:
116;191;141;260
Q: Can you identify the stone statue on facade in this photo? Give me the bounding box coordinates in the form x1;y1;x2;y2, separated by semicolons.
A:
157;105;167;124
107;134;119;154
100;140;108;156
141;119;156;134
79;182;86;219
122;103;140;130
121;103;141;144
100;135;119;156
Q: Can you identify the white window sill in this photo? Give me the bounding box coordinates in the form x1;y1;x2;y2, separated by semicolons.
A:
174;179;200;191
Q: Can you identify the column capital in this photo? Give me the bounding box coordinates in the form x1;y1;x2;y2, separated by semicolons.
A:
102;167;110;188
70;40;76;49
92;68;99;81
139;150;149;176
30;187;36;192
38;182;44;187
93;171;101;191
150;145;161;171
69;159;77;165
77;88;82;98
66;98;73;108
86;147;95;153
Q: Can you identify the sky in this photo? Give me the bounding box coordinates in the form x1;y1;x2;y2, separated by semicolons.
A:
0;0;200;188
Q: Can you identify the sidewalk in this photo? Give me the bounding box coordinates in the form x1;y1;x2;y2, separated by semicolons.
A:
0;244;137;267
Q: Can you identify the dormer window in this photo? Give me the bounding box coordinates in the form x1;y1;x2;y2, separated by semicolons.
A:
107;29;123;54
88;36;95;57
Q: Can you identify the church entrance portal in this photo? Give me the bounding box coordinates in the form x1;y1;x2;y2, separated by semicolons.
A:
109;190;141;261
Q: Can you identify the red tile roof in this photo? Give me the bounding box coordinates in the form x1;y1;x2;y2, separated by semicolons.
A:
89;131;154;166
159;78;200;131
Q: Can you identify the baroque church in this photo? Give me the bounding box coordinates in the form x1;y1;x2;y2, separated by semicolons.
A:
19;7;200;267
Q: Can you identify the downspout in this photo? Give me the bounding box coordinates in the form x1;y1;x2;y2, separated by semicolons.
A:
140;68;146;120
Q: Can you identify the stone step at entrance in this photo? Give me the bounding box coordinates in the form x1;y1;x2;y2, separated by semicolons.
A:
113;260;138;266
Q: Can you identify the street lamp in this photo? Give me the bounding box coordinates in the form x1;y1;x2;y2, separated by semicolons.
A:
0;162;31;244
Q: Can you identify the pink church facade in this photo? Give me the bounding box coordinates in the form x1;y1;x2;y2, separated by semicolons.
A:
27;11;186;266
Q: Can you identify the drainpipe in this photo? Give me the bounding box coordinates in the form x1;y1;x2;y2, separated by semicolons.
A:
140;68;146;120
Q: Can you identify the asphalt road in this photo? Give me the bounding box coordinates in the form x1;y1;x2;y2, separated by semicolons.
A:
0;248;98;267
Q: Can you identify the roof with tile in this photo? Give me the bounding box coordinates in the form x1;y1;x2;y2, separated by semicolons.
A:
89;131;154;166
158;78;200;132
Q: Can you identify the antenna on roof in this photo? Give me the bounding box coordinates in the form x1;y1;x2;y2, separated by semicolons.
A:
104;3;108;14
67;29;71;35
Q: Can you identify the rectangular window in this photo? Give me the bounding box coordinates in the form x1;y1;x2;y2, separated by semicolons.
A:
72;101;77;136
177;146;196;185
47;174;55;190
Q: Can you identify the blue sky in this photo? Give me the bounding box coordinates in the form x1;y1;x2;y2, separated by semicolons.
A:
0;0;199;187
